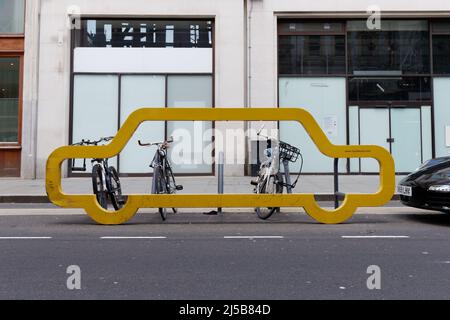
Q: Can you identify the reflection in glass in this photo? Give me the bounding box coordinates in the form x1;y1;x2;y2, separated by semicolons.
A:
0;57;20;142
77;19;213;48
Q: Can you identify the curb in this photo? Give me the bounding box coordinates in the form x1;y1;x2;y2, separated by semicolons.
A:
0;194;401;204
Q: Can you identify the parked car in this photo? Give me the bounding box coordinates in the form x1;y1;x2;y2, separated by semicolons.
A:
398;157;450;213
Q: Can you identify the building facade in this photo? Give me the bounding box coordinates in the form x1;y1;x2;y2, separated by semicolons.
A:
3;0;450;178
0;0;26;176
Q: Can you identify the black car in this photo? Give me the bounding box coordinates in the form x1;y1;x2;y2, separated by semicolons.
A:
398;157;450;213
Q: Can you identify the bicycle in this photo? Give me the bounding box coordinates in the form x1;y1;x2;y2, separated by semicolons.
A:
71;136;125;211
138;136;183;221
251;126;303;220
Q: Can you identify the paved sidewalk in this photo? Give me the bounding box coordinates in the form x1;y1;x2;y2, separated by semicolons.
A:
0;175;406;203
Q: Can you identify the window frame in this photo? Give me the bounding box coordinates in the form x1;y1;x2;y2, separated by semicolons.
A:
69;17;216;177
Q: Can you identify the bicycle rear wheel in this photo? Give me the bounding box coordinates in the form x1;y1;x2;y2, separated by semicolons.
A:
92;164;108;210
255;173;282;220
106;166;124;211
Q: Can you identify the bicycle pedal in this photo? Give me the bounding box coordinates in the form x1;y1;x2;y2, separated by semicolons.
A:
176;185;184;191
250;180;258;186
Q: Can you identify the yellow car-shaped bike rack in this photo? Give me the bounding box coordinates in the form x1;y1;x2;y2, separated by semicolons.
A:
46;108;395;225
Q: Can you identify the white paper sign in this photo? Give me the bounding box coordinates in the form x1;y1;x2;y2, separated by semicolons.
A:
323;115;338;137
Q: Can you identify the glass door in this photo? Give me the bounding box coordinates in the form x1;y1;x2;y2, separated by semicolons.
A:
391;108;422;172
358;106;423;173
359;108;390;173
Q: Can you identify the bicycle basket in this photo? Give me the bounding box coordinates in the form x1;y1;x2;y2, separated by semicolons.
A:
279;141;301;163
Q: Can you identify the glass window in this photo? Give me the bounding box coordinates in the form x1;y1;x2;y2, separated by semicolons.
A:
433;35;450;74
167;75;213;174
0;57;20;143
0;0;25;34
119;75;166;174
347;20;430;75
348;77;431;102
77;19;213;48
279;35;346;75
432;21;450;33
72;75;119;171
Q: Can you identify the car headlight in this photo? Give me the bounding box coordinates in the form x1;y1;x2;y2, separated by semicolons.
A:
428;185;450;192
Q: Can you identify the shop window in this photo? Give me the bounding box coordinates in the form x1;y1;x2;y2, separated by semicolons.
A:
347;20;430;75
71;74;213;175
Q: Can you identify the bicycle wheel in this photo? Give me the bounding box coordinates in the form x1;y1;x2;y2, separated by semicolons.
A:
255;174;281;220
92;164;108;210
154;167;168;221
106;166;124;211
165;166;179;214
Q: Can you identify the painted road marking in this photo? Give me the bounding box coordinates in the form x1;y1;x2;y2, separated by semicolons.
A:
341;236;410;239
100;236;167;240
224;236;284;239
0;237;53;240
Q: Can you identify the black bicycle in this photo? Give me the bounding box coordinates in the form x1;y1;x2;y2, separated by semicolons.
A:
71;137;124;211
138;136;183;221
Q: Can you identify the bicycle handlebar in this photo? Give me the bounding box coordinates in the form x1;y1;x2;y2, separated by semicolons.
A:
71;136;114;146
138;136;174;147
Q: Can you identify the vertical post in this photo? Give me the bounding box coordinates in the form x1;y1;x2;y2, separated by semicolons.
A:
256;138;260;171
334;158;339;209
218;152;224;213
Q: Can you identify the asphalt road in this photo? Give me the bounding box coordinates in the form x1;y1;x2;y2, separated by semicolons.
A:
0;207;449;300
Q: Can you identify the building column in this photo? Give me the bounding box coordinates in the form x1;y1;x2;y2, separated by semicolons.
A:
21;0;41;179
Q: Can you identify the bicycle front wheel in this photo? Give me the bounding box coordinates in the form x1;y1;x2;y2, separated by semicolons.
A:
106;166;124;211
92;164;108;210
255;174;280;220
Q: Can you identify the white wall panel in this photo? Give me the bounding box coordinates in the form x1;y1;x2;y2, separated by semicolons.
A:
74;48;213;74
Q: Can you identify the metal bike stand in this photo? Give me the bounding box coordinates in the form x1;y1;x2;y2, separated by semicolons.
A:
334;158;346;209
